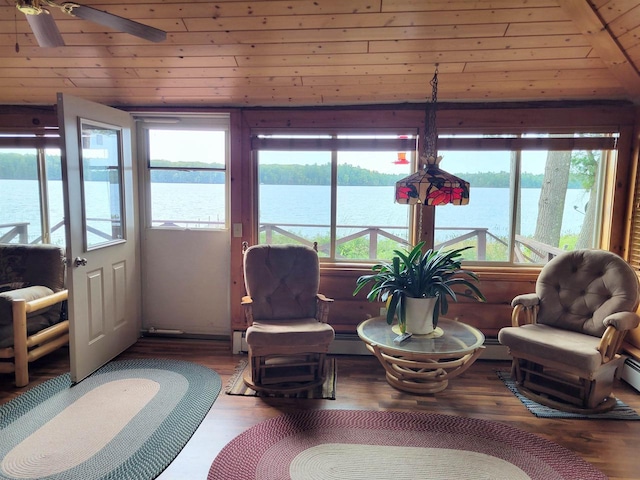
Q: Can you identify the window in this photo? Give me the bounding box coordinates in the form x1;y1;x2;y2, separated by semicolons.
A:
629;156;640;272
434;133;616;264
254;131;415;261
141;118;229;229
0;140;65;246
80;120;125;248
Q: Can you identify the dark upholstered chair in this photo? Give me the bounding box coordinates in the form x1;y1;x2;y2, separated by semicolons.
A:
498;249;640;413
0;243;69;387
241;243;334;393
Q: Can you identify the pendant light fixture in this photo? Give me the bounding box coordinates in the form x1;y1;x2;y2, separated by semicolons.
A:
395;66;469;206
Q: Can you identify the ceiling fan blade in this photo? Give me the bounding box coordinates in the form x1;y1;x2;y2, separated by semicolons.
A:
25;10;65;47
70;5;167;43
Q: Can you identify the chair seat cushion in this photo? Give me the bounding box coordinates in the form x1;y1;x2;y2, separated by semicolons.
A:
498;323;602;374
246;318;335;348
0;315;52;349
0;286;56;327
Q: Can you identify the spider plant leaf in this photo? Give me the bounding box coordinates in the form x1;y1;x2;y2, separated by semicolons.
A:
386;293;400;325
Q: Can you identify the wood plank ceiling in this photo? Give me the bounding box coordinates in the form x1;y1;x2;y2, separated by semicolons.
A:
0;0;639;107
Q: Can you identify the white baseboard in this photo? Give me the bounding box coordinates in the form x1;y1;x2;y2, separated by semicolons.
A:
232;331;510;360
620;356;640;393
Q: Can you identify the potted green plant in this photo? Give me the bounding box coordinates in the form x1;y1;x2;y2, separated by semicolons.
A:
353;242;486;334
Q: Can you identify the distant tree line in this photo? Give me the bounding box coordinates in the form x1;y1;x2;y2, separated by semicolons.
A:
0;152;64;180
0;153;585;188
461;171;584;189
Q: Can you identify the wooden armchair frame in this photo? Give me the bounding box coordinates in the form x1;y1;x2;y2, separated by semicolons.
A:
0;289;69;387
507;301;634;413
241;242;335;394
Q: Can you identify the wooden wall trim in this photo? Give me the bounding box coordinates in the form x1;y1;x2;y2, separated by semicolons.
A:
0;105;57;133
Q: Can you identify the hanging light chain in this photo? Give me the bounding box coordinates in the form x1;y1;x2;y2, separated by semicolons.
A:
418;65;439;243
423;65;439;164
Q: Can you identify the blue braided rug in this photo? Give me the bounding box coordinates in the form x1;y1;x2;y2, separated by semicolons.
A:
0;359;221;480
497;370;640;420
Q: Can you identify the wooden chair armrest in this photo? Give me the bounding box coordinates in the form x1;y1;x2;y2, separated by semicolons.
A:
316;293;334;303
241;296;254;327
511;303;538;327
25;289;68;313
316;294;333;324
598;324;628;363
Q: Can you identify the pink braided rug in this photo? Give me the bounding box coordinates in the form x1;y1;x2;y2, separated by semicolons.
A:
208;409;606;480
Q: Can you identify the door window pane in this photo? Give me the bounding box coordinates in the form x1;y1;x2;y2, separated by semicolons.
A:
80;121;125;248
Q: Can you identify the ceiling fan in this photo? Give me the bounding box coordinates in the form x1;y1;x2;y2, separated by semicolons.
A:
16;0;167;47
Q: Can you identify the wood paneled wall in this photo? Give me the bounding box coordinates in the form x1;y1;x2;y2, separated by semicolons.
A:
229;102;638;337
1;102;637;339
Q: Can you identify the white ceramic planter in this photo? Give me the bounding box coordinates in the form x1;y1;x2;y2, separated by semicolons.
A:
404;296;437;334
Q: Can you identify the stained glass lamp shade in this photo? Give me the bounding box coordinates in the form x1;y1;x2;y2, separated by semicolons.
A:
395;66;470;206
396;155;469;206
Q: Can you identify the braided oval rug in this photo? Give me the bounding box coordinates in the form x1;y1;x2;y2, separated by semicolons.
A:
208;409;606;480
0;359;221;480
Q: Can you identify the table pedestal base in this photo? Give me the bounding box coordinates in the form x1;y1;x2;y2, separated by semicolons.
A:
368;344;485;395
386;372;449;393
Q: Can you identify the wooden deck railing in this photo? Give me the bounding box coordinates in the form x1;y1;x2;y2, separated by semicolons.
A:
0;222;29;243
0;220;565;263
259;223;565;262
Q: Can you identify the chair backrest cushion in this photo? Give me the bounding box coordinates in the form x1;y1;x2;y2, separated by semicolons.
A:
243;244;320;321
0;243;65;293
0;244;67;334
536;249;639;337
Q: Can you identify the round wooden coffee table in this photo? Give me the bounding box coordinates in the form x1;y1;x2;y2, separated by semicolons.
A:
357;316;485;394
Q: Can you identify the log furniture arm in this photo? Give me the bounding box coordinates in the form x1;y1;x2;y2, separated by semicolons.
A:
1;289;69;387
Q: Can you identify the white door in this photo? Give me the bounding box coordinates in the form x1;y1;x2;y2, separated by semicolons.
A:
58;93;140;383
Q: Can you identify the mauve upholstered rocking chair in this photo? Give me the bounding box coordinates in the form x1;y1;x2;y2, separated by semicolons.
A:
498;249;640;413
241;243;334;394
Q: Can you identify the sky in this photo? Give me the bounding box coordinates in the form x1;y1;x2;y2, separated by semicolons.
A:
4;129;549;176
145;128;549;175
258;149;550;175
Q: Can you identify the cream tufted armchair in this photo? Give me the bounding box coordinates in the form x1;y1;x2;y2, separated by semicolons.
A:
241;243;334;393
498;249;640;413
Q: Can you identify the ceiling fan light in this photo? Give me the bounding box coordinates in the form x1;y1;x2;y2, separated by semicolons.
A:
16;0;43;16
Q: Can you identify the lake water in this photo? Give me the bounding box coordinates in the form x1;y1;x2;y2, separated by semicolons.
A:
259;184;589;241
0;180;589;244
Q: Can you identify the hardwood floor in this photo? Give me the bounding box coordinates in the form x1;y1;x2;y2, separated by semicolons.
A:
2;337;640;480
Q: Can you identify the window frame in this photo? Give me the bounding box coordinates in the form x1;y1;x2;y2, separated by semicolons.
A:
252;128;419;262
137;114;231;231
0;135;63;246
434;132;618;265
252;126;620;266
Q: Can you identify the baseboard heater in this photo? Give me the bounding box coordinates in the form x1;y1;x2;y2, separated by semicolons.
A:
621;356;640;393
232;331;510;360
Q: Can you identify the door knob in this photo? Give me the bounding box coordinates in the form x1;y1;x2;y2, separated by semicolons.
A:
74;257;88;267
